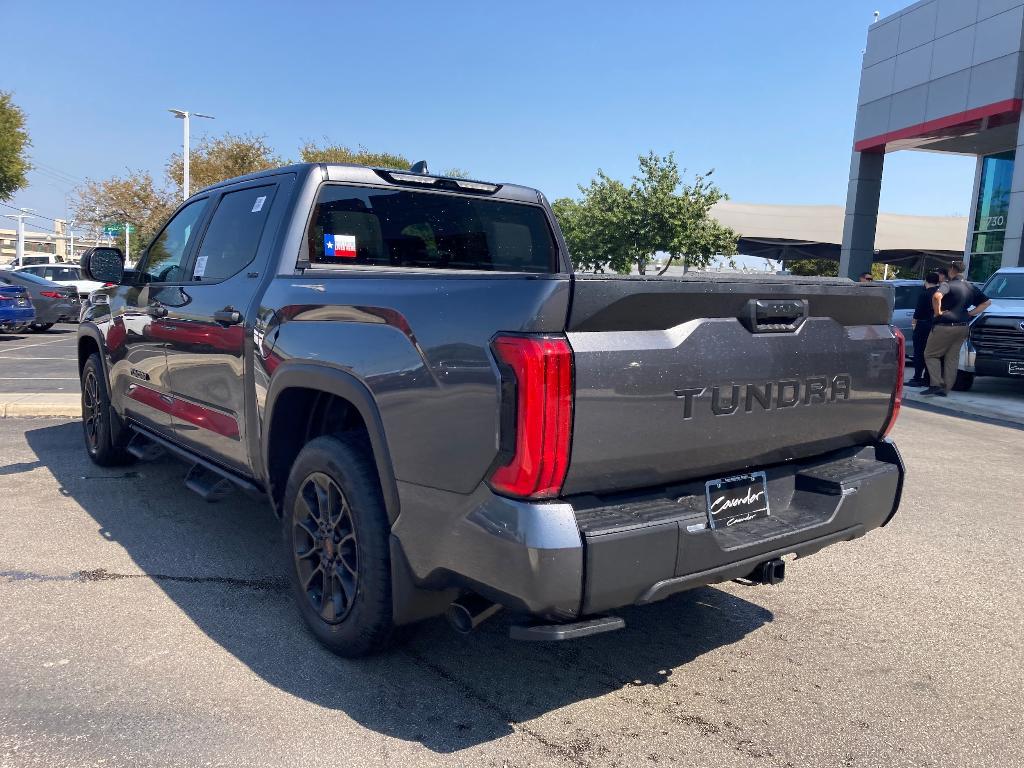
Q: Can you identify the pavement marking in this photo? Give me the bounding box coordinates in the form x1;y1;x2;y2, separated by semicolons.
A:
0;377;79;380
0;356;75;360
0;337;77;353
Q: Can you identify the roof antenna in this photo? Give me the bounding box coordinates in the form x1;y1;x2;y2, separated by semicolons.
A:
872;10;880;23
409;160;429;174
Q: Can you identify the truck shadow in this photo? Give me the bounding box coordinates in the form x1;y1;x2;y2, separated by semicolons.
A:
26;420;774;754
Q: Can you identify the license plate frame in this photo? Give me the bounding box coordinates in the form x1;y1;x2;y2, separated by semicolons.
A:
1009;362;1024;377
705;471;770;530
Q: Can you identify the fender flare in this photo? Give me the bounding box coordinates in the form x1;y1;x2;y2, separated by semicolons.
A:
263;361;400;523
76;322;108;377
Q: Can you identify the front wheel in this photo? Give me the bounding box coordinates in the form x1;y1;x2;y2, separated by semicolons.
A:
282;434;397;657
30;323;54;333
80;354;133;466
952;371;975;392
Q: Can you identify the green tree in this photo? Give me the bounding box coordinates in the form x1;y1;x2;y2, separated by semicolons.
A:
785;258;839;277
70;170;176;255
553;151;737;274
0;91;31;201
167;132;283;194
299;140;409;169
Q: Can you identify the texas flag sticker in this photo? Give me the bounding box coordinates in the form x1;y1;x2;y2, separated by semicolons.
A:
324;234;357;258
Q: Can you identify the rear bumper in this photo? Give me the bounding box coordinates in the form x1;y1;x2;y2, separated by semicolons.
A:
391;441;904;623
0;307;36;328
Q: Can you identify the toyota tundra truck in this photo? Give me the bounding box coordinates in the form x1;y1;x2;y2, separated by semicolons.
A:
77;162;905;656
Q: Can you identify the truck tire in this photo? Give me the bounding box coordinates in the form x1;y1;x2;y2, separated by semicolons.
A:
952;371;975;392
80;353;134;467
282;434;396;657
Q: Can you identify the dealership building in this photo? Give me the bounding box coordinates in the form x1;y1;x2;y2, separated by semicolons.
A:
841;0;1024;282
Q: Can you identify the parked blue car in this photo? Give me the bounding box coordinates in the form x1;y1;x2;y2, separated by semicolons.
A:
0;280;36;332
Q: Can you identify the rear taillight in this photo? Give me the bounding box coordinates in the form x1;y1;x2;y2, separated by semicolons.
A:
882;326;905;438
39;290;63;299
488;334;573;499
103;283;115;287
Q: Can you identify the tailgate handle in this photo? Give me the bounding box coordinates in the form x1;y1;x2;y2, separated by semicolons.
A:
742;299;808;334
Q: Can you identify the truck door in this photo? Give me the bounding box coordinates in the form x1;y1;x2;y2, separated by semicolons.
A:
106;197;211;435
161;179;287;473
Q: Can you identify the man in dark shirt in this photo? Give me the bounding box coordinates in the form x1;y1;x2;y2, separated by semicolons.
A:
907;272;941;387
922;260;991;396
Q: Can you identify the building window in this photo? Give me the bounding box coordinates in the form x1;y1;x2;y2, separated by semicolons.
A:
968;150;1014;283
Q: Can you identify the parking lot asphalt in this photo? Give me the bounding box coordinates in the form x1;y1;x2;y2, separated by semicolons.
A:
0;410;1021;768
0;324;78;393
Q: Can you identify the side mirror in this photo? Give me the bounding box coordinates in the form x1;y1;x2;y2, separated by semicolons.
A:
81;247;125;285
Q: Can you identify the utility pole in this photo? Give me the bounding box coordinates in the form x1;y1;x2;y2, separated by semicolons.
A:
2;209;35;267
168;108;215;199
68;219;77;262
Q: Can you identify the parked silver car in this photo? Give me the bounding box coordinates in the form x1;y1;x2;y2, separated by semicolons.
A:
958;267;1024;390
881;279;925;358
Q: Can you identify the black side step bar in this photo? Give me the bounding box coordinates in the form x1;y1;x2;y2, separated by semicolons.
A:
509;615;625;642
126;425;262;499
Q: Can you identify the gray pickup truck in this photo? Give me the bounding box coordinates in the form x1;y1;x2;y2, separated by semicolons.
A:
77;163;906;656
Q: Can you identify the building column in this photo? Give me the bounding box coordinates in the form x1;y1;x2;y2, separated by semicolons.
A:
963;156;984;277
839;150;885;280
1001;109;1024;268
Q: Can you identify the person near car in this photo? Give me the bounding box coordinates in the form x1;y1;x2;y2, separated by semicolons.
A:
936;267;949;283
908;272;941;387
922;260;991;396
858;272;874;283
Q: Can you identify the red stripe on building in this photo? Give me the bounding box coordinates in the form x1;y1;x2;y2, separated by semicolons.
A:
854;98;1023;153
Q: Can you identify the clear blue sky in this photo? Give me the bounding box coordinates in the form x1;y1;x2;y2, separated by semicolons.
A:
3;0;976;227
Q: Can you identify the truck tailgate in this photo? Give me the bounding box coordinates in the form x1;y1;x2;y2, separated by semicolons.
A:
562;274;899;496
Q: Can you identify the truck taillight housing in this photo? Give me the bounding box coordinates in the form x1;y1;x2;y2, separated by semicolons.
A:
882;326;905;438
488;334;573;499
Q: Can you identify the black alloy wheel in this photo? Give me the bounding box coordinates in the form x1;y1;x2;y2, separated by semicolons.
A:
82;367;102;454
292;471;360;624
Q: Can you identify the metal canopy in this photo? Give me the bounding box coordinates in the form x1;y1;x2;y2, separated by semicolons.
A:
712;201;967;271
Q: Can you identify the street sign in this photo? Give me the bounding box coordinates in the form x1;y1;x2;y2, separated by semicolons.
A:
103;224;136;236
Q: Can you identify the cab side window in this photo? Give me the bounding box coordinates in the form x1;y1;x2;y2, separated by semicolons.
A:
190;186;275;282
140;198;209;283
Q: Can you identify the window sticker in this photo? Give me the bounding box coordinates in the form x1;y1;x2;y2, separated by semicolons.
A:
324;234;357;259
193;255;208;278
251;195;266;213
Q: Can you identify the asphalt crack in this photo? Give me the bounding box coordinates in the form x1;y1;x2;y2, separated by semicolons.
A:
0;568;287;592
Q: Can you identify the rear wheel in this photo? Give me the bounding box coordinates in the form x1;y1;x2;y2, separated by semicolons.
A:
952;371;975;392
29;323;54;333
80;354;133;466
282;434;396;657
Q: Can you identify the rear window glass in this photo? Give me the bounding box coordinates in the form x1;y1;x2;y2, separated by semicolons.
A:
44;267;81;281
306;185;557;273
894;284;923;310
3;270;51;285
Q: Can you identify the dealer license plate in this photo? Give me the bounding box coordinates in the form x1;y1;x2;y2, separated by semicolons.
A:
705;472;770;529
1009;362;1024;377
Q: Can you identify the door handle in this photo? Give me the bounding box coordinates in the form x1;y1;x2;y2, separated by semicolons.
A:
213;308;243;326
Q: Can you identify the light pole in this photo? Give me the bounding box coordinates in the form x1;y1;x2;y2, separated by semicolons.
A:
168;108;215;200
2;209;35;266
68;219;77;262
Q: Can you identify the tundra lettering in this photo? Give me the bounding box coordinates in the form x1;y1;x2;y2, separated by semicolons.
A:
675;374;852;419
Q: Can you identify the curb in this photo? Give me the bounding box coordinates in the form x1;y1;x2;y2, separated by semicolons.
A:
0;394;81;418
902;389;1024;428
